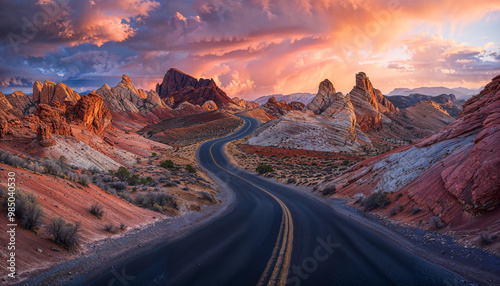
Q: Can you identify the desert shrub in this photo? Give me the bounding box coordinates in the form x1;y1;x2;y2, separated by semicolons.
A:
129;174;140;185
111;181;128;191
429;216;444;229
151;152;157;157
362;192;391;211
135;192;178;213
95;181;109;191
114;166;130;181
395;193;403;201
88;166;101;175
341;160;350;166
478;233;497;245
160;160;175;169
90;203;104;219
200;192;215;203
120;223;127;230
321;186;336;196
185;164;196;174
411;207;422;215
256;164;274;174
102;175;114;183
136;157;142;164
47;217;80;250
105;224;119;233
389;207;397;216
4;189;44;231
77;174;90;186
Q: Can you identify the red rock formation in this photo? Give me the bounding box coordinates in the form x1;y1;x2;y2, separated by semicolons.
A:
5;91;36;115
66;92;112;135
321;74;500;224
260;97;305;118
33;104;72;136
33;80;80;105
157;68;236;109
37;123;56;147
349;72;383;132
232;97;260;109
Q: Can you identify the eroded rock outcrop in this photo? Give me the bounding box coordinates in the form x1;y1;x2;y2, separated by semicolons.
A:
260;97;305;118
96;75;168;113
36;123;56;147
33;80;80;105
232;97;259;110
34;104;73;136
320;74;500;224
157;68;236;109
66;92;112;135
348;72;384;132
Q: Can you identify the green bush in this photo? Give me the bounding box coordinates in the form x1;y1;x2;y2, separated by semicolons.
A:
140;176;153;185
129;174;140;185
160;160;175;169
256;164;274;174
114;166;130;181
185;164;196;173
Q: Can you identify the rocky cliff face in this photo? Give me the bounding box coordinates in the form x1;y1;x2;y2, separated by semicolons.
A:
348;72;384;132
260;96;305;118
33;80;81;105
66;92;112;136
246;79;372;152
232;97;259;109
387;93;462;117
5;91;36;115
157;68;236;109
96;75;167;114
305;79;359;143
320;74;500;225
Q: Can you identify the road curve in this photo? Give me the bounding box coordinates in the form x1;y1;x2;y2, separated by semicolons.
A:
86;115;464;286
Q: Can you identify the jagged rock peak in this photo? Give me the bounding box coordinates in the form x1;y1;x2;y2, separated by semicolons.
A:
33;80;80;105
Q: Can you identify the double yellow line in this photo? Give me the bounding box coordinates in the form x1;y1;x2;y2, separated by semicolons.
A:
208;120;294;286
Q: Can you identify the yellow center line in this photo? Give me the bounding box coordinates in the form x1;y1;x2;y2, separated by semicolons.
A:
207;119;294;286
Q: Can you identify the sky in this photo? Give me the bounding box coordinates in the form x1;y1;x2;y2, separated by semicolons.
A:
1;0;500;100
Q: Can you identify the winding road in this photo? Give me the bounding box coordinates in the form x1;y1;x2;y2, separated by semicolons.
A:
87;115;464;286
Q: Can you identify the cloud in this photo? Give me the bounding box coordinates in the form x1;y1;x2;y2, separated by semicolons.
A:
1;0;500;96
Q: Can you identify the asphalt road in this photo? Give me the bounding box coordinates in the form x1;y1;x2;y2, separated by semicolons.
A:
86;115;465;286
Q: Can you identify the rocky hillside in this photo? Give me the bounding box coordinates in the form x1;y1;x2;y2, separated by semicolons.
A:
232;97;259;109
245;80;371;152
96;75;167;113
156;68;238;109
254;93;316;105
317;74;500;235
259;96;305;118
348;72;398;132
387;93;463;117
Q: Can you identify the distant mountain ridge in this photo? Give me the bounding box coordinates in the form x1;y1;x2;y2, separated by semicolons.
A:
387;86;480;100
386;93;464;117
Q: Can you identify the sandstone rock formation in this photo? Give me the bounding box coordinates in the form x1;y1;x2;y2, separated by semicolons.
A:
246;79;372;152
320;74;500;224
201;100;218;111
232;97;259;110
34;104;73;136
33;80;80;105
157;68;236;109
96;75;167;113
5;91;36;115
348;72;384;132
36;123;56;147
260;97;305;118
66;92;112;135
